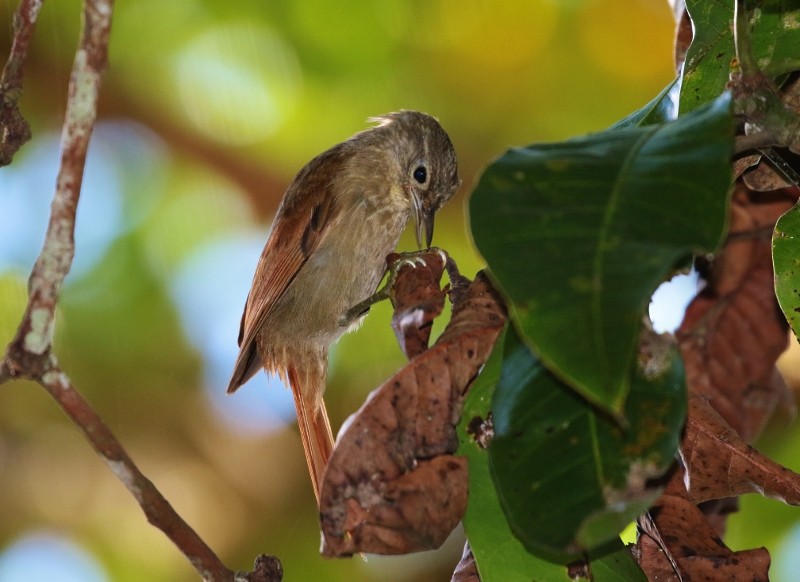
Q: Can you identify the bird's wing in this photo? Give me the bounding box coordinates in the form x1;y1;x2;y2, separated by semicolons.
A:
227;150;343;392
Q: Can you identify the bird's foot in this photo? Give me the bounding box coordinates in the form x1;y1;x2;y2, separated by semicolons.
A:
339;248;449;326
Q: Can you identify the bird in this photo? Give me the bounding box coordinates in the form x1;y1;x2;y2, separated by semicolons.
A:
227;111;460;503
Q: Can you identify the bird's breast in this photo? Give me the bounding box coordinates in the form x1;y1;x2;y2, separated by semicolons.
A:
262;195;411;352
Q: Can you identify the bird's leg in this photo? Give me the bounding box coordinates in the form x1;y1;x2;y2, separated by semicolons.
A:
339;285;391;327
339;248;448;326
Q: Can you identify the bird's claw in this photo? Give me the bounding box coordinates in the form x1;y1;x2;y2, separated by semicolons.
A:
388;247;447;271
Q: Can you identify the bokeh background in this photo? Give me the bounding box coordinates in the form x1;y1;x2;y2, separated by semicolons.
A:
1;1;798;580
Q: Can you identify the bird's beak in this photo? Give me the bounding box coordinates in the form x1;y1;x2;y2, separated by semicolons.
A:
411;195;435;249
422;210;434;248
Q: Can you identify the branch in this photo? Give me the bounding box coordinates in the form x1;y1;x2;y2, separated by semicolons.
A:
730;0;800;152
35;356;243;581
0;0;43;165
733;131;779;155
0;1;282;580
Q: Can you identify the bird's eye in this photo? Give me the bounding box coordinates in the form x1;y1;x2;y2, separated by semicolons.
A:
413;166;427;184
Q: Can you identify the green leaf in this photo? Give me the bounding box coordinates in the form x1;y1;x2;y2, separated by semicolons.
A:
589;543;649;582
488;326;685;555
459;329;564;581
773;203;800;337
681;0;800;113
610;78;679;129
469;95;733;413
458;328;647;581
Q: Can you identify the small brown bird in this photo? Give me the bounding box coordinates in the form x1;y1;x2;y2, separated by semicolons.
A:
227;111;460;502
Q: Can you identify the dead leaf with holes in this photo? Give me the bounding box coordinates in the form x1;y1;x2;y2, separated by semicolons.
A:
319;271;507;556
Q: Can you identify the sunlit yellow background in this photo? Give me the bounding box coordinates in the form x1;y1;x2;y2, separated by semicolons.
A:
2;1;796;581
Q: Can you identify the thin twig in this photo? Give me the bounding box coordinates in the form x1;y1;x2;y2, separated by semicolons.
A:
0;0;44;165
0;1;282;580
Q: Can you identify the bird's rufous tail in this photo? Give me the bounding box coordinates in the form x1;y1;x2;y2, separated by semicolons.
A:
287;365;334;504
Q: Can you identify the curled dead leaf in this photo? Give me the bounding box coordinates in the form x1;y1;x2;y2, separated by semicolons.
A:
636;468;771;581
320;272;507;556
388;250;447;359
734;153;761;181
681;398;800;505
743;156;792;191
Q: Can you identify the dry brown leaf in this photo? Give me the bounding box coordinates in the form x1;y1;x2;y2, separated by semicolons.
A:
734;153;761;181
681;398;800;505
634;533;678;581
451;543;480;582
677;184;795;442
698;497;739;538
388;251;447;359
319;272;507;556
636;469;771;581
743;158;792;191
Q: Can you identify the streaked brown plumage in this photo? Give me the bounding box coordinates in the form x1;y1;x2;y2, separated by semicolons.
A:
227;111;460;502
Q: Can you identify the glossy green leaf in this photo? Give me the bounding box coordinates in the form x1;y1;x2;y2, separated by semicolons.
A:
681;0;800;113
459;329;564;581
773;203;800;337
458;328;647;581
469;95;733;413
610;78;679;129
488;327;685;555
589;544;649;582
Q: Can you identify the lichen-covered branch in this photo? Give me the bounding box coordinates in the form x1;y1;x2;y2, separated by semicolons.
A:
0;0;43;165
2;0;112;373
